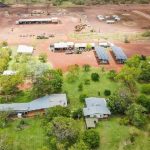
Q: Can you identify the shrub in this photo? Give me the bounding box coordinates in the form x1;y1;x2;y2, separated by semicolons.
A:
97;91;101;96
79;93;87;103
141;84;150;95
119;117;129;126
104;89;111;96
84;79;90;85
72;108;83;119
142;30;150;37
83;64;90;72
91;73;100;81
83;129;100;149
78;83;83;91
39;53;47;63
1;41;8;47
108;70;117;80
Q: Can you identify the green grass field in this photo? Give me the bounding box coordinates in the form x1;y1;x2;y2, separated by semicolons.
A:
0;117;149;150
63;67;121;109
0;118;46;150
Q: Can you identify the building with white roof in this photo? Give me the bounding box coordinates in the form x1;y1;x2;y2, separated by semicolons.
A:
0;94;67;115
17;45;34;54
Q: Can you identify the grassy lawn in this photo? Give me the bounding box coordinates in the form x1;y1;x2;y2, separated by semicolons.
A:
0;118;47;150
63;67;121;109
1;117;149;150
96;117;150;150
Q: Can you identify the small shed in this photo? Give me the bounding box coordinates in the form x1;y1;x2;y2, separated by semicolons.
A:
85;118;98;129
17;45;34;54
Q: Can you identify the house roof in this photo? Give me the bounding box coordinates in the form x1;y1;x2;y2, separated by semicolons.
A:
85;97;107;107
0;94;67;113
83;106;111;116
17;45;33;54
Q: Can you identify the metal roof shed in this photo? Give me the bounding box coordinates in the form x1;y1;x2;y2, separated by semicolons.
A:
95;46;109;63
17;45;33;54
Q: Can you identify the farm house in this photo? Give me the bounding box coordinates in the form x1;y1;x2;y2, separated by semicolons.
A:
0;94;67;117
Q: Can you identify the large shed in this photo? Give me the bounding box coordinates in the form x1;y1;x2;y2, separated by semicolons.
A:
17;45;34;54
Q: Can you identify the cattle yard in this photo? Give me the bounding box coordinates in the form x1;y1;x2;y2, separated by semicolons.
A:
0;4;150;71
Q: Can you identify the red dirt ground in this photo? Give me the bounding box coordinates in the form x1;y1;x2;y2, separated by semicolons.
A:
0;5;150;72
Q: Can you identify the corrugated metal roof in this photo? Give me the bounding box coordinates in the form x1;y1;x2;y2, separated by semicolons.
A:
17;45;33;54
85;97;107;107
83;106;111;116
83;97;111;117
0;94;67;112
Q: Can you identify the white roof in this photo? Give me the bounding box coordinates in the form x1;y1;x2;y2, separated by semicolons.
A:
85;97;107;107
75;43;95;48
99;42;109;47
0;94;67;112
17;45;33;54
54;42;68;49
3;70;16;75
17;18;52;22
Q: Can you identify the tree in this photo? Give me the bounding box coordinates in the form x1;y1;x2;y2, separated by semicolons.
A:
79;93;87;103
0;74;23;101
82;129;100;149
137;95;150;113
52;0;63;6
50;117;79;148
138;60;150;82
86;43;92;51
32;69;63;97
72;108;83;119
107;88;134;114
39;53;47;63
69;140;89;150
116;66;140;92
104;89;111;96
0;111;10;128
45;106;71;122
107;70;116;81
91;73;100;81
83;64;90;72
126;103;147;128
141;84;150;95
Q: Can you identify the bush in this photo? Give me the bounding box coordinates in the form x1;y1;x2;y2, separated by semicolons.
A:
119;117;129;126
84;79;90;85
91;73;100;81
83;64;90;72
142;30;150;37
72;108;83;119
83;129;100;149
104;89;111;96
141;84;150;95
78;83;83;91
108;70;117;80
79;93;87;103
39;53;47;63
97;91;101;96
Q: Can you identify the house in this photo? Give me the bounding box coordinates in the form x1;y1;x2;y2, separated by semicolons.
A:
0;94;67;116
83;97;111;129
17;45;34;54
